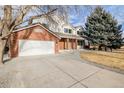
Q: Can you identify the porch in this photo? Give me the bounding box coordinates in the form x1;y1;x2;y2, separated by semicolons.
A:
58;38;77;51
53;32;84;52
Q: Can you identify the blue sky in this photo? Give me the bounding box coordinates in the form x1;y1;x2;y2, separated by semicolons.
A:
69;5;124;30
69;6;91;26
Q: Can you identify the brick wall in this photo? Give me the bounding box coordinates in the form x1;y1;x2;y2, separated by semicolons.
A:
10;25;59;58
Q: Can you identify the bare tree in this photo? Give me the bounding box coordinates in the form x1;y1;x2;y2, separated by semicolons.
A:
0;6;30;64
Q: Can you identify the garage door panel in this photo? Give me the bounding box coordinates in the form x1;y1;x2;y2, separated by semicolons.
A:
19;40;55;56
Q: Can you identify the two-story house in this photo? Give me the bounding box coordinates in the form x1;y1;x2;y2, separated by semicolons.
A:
9;15;84;58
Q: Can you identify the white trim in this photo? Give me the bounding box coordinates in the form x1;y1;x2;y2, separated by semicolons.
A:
59;35;84;40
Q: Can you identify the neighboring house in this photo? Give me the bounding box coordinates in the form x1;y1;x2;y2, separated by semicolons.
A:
9;23;83;58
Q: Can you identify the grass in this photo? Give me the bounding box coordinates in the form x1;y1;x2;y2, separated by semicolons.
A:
80;46;124;70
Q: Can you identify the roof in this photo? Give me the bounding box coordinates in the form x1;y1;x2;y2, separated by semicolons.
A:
53;32;84;40
13;23;84;40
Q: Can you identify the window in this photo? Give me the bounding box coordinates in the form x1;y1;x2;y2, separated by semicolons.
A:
64;28;68;33
64;28;72;34
77;31;80;35
69;29;72;34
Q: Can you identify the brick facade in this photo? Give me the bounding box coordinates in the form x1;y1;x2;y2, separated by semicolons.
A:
58;38;77;50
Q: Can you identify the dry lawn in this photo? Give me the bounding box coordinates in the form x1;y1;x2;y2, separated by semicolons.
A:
80;46;124;70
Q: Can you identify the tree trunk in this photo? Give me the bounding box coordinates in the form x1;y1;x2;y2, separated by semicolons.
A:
98;44;102;50
110;47;112;52
0;40;4;64
104;46;107;51
0;39;7;64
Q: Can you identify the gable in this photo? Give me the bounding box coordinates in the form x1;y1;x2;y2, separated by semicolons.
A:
12;25;60;41
13;23;61;39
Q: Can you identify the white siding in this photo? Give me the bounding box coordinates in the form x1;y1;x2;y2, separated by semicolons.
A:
33;15;77;36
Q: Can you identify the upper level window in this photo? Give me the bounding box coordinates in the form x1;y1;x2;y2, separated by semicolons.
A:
64;28;72;34
64;28;68;33
69;29;72;34
77;31;80;35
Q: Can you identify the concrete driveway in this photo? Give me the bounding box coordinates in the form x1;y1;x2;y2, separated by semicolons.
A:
0;51;124;88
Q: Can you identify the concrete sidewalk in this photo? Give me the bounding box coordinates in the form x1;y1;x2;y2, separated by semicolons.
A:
0;51;124;88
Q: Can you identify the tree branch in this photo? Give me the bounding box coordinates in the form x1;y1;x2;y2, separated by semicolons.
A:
0;7;58;39
28;8;57;25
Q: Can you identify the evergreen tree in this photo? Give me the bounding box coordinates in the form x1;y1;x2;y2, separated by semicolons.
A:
84;6;123;51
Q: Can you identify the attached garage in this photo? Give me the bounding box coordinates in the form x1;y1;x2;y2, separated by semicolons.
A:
18;40;55;56
9;23;60;58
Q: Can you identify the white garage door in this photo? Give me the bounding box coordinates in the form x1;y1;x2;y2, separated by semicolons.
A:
19;40;55;56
